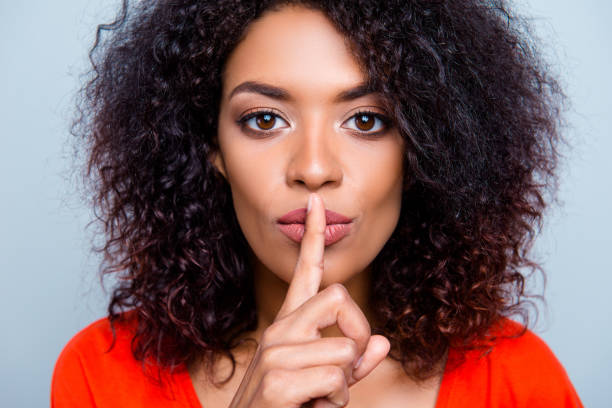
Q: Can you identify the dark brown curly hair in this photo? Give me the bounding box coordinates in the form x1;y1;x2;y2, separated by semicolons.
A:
76;0;564;384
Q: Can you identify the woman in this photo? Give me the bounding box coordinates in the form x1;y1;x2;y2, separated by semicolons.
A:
52;0;582;406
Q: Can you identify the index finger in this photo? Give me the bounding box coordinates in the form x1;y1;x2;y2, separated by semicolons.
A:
276;193;326;320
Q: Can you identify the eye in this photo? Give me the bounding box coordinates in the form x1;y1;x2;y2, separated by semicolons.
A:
342;111;390;134
239;110;289;133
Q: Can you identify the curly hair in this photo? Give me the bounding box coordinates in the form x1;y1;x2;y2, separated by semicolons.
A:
77;0;564;384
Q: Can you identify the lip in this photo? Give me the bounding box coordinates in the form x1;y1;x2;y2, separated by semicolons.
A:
277;208;353;246
277;208;353;225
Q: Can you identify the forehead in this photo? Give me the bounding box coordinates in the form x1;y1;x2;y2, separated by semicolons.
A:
221;5;365;102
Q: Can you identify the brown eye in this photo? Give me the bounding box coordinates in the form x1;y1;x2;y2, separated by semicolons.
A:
342;111;389;134
239;111;289;134
355;114;375;131
256;113;276;130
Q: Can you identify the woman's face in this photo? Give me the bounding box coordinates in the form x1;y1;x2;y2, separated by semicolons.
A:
214;5;404;287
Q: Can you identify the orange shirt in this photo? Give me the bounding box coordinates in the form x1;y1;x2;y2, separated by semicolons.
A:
51;312;583;407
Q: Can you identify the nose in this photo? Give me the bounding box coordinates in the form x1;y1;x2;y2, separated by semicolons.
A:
285;123;343;191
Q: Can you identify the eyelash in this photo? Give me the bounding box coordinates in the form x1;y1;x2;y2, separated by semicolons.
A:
237;109;392;136
346;110;392;135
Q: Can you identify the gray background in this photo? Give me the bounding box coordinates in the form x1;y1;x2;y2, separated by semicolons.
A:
1;0;610;406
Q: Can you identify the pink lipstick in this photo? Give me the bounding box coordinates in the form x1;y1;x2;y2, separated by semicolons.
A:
277;208;353;246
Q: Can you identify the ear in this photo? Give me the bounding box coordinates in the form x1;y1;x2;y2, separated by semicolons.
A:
208;150;228;179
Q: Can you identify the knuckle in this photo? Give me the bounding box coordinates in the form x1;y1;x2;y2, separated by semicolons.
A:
261;322;282;345
258;345;279;371
326;283;350;305
337;337;358;361
260;369;285;401
324;366;346;389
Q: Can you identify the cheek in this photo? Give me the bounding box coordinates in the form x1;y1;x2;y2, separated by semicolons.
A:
220;143;273;234
217;130;295;272
223;154;304;284
358;147;403;210
338;140;403;271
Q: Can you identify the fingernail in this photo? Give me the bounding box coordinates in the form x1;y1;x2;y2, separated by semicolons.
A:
307;194;314;214
353;356;363;370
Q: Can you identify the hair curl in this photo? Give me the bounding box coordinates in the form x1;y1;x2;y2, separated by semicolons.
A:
77;0;564;384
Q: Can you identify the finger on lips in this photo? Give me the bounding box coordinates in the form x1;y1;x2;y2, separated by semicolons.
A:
277;192;326;319
260;192;388;406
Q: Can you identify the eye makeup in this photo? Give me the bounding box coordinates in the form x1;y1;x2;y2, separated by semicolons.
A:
236;108;393;138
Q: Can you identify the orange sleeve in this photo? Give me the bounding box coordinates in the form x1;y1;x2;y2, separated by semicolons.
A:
50;314;201;408
492;327;583;407
51;338;97;408
436;319;583;407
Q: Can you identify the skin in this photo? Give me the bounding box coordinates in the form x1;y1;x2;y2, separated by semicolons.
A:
192;5;442;407
214;6;404;294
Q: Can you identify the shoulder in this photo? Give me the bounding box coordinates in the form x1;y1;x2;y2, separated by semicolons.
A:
51;310;196;407
53;310;140;380
438;318;583;408
484;319;564;374
51;310;138;406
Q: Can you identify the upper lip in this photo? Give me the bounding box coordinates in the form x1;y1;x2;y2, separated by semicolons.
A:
277;208;353;225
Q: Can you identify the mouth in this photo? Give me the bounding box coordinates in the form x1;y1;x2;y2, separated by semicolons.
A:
277;208;353;246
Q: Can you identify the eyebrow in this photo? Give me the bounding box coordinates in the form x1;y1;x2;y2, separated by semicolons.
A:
227;81;377;103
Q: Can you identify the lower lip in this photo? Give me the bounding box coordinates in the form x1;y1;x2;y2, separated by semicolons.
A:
277;223;352;246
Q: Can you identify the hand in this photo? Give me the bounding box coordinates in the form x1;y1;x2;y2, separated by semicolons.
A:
228;193;390;408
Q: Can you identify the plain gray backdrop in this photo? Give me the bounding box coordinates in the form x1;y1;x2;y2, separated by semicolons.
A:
1;0;610;406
